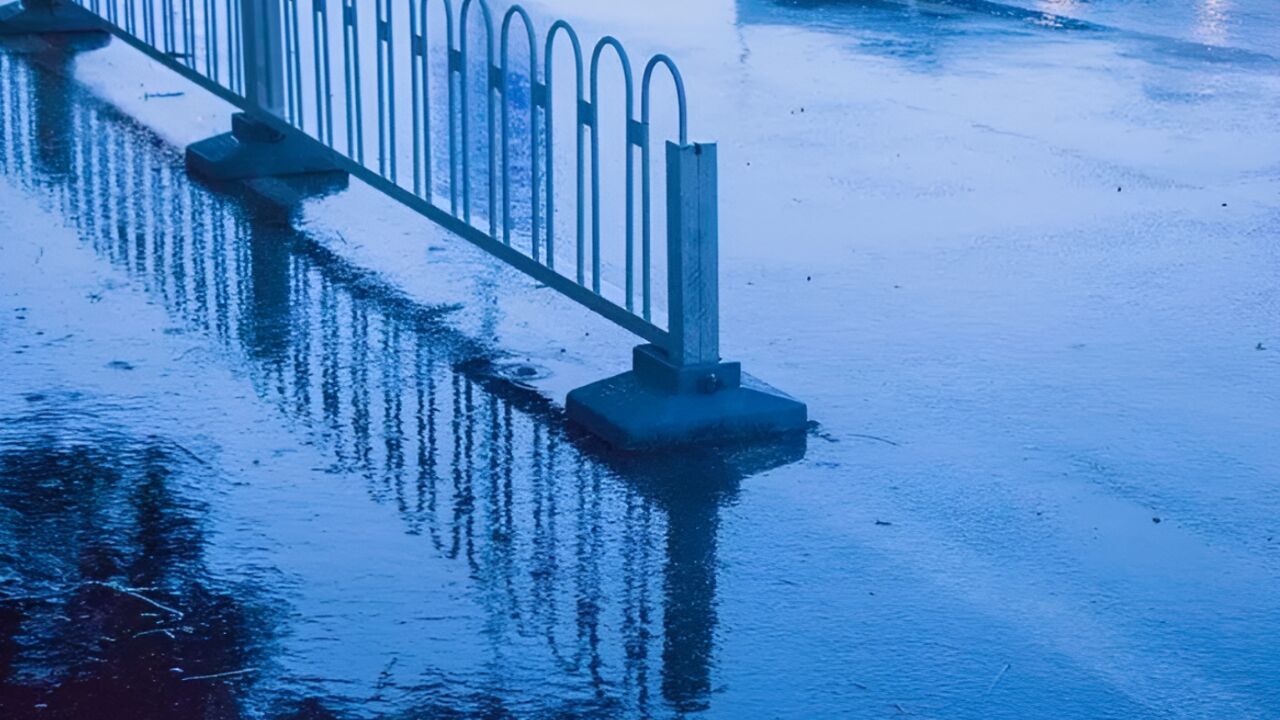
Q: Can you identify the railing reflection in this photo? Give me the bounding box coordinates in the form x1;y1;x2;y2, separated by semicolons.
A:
0;47;805;717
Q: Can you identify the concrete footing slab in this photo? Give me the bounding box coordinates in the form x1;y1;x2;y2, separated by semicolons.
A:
567;344;808;450
186;112;345;181
0;0;105;34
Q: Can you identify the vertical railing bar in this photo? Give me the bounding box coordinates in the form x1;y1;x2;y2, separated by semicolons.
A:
445;10;458;215
143;0;154;46
202;0;213;76
370;0;402;179
409;0;422;195
485;43;496;236
171;0;178;56
376;0;388;176
309;0;330;144
384;0;397;181
228;0;242;94
160;0;173;54
415;0;454;205
186;0;196;68
209;0;219;82
312;0;328;144
223;0;232;90
283;0;297;124
180;0;192;68
458;3;471;223
289;0;304;129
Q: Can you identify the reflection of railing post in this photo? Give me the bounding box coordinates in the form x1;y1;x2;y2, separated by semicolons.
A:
666;141;719;367
566;140;806;449
240;0;286;117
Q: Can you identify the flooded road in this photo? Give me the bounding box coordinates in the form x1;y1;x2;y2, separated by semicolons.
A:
2;1;1279;718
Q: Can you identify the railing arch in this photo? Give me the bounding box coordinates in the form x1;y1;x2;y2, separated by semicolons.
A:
639;54;687;320
542;18;584;278
499;5;538;255
375;0;397;181
340;0;365;163
587;36;635;304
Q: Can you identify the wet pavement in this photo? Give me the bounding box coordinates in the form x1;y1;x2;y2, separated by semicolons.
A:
1;1;1279;718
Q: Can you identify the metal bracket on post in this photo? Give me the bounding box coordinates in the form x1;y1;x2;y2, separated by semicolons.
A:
566;141;807;450
0;0;106;34
185;0;343;182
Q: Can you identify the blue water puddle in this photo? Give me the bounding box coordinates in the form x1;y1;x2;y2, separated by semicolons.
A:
2;7;1279;718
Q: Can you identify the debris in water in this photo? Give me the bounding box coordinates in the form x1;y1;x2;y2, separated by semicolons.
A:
986;663;1011;693
181;668;258;682
849;433;899;447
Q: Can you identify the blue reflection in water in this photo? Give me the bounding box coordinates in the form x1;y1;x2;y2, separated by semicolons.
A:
0;40;805;719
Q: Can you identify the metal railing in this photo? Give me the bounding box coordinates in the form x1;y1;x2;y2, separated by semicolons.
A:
66;0;720;365
0;54;735;710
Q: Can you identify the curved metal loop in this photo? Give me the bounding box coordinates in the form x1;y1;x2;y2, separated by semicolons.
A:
499;5;535;67
543;20;583;94
587;36;636;300
543;19;585;277
638;53;688;320
588;36;634;117
499;5;539;251
640;54;687;144
459;0;497;234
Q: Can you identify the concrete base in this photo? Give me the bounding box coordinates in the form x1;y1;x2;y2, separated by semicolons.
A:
0;0;105;34
186;113;345;181
566;344;808;450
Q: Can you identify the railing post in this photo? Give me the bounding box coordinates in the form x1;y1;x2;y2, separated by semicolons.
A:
666;141;719;367
240;0;287;117
566;140;806;449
